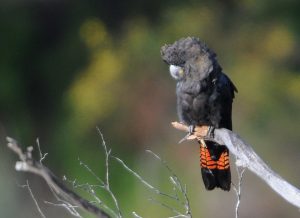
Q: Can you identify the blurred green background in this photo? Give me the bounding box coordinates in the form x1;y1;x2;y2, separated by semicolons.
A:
1;0;300;217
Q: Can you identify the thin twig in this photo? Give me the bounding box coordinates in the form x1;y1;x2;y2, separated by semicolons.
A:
44;201;82;218
36;138;48;164
146;150;192;217
149;197;184;217
232;166;246;218
6;137;111;218
21;180;46;218
113;156;175;200
132;211;143;218
76;162;119;217
78;158;105;186
114;151;191;218
96;127;122;218
47;185;82;217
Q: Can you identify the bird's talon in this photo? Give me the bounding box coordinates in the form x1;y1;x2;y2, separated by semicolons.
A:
188;125;195;135
178;125;195;143
178;134;189;144
207;126;215;138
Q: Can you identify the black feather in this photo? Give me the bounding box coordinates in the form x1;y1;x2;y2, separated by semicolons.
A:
161;37;237;191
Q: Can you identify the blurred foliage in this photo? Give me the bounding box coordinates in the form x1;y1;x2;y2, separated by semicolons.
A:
1;0;300;217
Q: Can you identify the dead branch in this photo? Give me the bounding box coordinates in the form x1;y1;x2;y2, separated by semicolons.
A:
171;121;300;209
232;166;246;218
21;180;46;218
6;137;111;218
113;150;192;218
96;127;122;217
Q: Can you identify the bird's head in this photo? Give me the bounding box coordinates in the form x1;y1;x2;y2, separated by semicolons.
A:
161;37;218;81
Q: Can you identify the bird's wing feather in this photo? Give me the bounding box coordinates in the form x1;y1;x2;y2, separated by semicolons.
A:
217;73;237;130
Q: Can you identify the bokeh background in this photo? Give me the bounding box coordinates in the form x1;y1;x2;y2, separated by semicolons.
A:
1;0;300;217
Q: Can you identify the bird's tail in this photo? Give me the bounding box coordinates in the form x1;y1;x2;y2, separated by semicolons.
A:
199;141;231;191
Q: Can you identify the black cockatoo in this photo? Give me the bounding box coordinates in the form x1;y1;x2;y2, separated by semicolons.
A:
161;37;237;191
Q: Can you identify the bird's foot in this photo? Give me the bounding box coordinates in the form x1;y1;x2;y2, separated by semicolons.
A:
178;125;195;144
206;126;215;139
188;125;195;135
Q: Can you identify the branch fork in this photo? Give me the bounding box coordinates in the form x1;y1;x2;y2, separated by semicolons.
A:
6;137;110;218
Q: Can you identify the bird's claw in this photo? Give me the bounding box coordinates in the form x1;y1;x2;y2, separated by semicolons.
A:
188;125;195;135
178;125;214;143
206;126;215;139
178;125;195;143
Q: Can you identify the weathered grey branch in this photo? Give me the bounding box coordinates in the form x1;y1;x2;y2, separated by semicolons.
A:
6;137;111;218
21;180;46;218
172;122;300;209
96;127;122;218
232;166;246;218
113;150;192;218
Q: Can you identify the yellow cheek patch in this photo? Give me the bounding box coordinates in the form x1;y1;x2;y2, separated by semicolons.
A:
178;68;184;77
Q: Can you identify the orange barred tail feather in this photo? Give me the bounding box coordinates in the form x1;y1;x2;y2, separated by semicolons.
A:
199;141;231;191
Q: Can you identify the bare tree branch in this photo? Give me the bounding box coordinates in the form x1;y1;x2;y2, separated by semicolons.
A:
171;121;300;209
232;166;246;218
113;150;192;218
45;186;83;218
96;127;122;218
145;150;192;217
148;197;183;217
6;137;111;218
36;138;48;164
9;121;299;218
132;211;143;218
62;172;117;218
20;180;46;218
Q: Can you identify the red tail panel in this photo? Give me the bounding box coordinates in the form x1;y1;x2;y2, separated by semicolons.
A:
199;142;231;191
200;144;217;169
